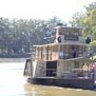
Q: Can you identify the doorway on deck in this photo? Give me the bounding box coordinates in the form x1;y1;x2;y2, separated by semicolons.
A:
46;61;57;77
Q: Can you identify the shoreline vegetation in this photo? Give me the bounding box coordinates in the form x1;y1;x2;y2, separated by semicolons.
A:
0;58;27;62
0;53;31;62
0;49;33;62
0;53;31;58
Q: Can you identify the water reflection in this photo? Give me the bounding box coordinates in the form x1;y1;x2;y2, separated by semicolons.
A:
24;83;96;96
24;82;96;96
0;62;96;96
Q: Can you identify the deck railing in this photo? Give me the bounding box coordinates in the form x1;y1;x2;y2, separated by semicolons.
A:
61;69;94;79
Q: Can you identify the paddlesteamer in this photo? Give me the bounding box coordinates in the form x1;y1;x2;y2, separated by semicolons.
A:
24;24;95;89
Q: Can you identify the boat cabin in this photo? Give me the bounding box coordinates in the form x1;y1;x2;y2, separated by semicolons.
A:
24;24;94;80
33;27;88;60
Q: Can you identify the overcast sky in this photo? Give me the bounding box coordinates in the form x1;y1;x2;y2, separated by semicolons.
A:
0;0;96;22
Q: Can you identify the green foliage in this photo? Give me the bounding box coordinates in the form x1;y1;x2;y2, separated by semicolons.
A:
0;17;65;55
69;12;83;28
89;40;96;53
70;2;96;37
70;2;96;54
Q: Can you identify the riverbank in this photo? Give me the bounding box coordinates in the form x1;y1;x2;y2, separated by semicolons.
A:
0;58;26;62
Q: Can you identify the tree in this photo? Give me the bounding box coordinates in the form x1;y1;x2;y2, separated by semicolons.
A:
0;17;66;56
69;2;96;54
89;40;96;53
69;2;96;37
69;12;83;28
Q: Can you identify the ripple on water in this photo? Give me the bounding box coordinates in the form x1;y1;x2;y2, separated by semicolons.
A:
0;62;96;96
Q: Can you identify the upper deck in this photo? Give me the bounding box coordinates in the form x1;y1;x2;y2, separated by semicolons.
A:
32;24;91;61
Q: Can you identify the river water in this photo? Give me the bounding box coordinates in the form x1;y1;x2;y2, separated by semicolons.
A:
0;61;96;96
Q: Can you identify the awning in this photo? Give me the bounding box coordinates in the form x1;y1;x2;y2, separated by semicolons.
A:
60;57;96;63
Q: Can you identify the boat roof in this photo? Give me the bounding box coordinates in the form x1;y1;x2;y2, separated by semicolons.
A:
61;57;96;63
33;42;88;47
55;26;80;30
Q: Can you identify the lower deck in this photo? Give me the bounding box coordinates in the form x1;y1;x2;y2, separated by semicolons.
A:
24;57;95;78
24;57;96;89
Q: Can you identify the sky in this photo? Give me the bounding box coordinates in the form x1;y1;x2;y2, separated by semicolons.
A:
0;0;96;22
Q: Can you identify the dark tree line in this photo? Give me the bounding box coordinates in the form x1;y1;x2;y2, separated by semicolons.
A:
0;17;65;57
0;2;96;57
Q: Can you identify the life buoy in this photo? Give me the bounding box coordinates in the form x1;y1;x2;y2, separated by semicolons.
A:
85;37;91;44
57;36;61;42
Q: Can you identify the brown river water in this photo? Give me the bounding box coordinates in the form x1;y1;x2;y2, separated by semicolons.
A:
0;60;96;96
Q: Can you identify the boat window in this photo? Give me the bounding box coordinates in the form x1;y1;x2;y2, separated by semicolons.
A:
74;61;79;68
71;46;77;58
59;51;64;59
41;47;44;59
38;47;40;59
46;46;49;60
59;45;65;59
34;47;39;58
53;46;58;52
